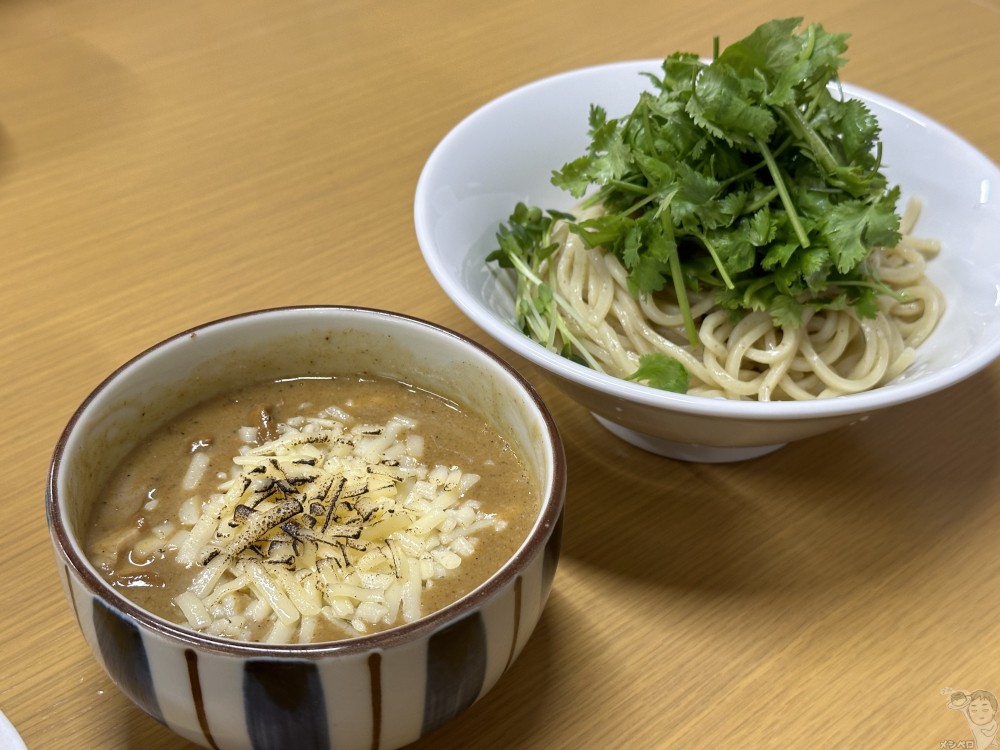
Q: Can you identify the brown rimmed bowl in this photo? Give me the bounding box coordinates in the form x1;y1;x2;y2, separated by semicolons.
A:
47;306;566;750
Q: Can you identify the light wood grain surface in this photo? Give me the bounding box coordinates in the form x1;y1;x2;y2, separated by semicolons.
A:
3;0;1000;747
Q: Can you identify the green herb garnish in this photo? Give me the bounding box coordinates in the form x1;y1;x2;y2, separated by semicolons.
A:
487;17;904;392
625;353;690;393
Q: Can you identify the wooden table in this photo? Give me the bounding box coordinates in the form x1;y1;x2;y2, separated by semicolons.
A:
3;0;999;747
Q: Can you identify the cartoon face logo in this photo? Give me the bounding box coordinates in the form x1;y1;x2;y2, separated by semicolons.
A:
969;696;998;727
943;688;1000;750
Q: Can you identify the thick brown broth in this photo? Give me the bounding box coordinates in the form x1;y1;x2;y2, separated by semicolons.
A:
85;376;539;643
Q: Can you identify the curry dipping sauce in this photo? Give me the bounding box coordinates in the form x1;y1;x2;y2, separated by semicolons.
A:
85;375;539;644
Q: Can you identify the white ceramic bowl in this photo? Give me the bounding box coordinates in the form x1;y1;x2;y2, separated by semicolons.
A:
0;710;27;750
415;60;1000;462
47;306;566;750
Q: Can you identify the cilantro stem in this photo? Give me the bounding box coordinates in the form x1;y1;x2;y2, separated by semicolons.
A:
698;233;735;289
553;317;606;370
741;275;775;308
745;186;780;214
720;135;795;189
640;102;657;156
583;178;651;213
608;181;652;196
777;105;841;180
497;230;617;372
802;22;816;59
755;138;811;248
661;216;700;346
668;248;699;347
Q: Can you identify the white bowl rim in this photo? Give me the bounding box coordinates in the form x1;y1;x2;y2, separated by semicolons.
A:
415;59;1000;422
47;305;567;657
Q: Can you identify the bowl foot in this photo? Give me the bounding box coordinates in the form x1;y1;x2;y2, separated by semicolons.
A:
591;414;785;463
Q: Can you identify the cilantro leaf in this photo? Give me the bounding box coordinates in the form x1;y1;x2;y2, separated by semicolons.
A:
626;353;690;393
822;198;901;273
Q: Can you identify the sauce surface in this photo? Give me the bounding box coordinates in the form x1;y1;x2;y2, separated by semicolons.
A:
85;376;538;643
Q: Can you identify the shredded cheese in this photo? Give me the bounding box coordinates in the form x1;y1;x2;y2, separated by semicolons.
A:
148;408;506;643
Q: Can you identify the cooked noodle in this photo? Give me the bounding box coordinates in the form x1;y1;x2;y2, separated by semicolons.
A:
539;198;944;400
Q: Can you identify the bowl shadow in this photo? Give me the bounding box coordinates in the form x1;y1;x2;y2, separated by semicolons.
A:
555;365;1000;597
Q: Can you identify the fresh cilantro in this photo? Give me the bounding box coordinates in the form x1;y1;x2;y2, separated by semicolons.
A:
487;18;904;395
626;353;690;393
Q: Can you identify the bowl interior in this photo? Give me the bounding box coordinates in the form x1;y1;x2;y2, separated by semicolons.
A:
50;306;564;649
415;61;1000;419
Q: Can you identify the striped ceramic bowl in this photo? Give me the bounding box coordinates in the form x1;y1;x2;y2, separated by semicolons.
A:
47;306;566;750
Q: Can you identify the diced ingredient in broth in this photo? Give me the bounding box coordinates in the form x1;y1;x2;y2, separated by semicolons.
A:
86;377;537;644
